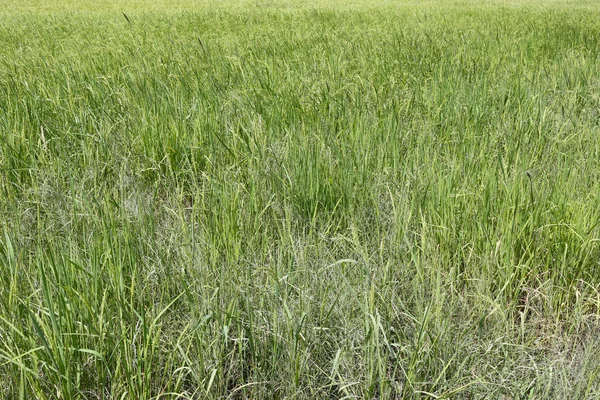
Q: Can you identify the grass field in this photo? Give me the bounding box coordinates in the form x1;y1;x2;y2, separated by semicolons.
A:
2;0;600;398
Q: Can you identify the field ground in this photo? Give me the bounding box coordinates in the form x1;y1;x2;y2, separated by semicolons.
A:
1;0;600;398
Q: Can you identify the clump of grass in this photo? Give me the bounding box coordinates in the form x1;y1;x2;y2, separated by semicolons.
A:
1;0;600;398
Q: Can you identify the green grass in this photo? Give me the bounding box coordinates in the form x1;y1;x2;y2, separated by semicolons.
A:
1;0;600;398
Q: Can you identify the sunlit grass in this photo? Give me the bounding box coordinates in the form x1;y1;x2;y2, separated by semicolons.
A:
1;0;600;398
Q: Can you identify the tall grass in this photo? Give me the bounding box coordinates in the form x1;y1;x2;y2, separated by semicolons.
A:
1;0;600;398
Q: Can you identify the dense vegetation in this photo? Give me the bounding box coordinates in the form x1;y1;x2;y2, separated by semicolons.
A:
2;0;600;398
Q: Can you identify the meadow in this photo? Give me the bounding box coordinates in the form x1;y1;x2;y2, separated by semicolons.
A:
1;0;600;398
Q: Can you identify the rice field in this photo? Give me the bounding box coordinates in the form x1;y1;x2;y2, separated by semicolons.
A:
1;0;600;398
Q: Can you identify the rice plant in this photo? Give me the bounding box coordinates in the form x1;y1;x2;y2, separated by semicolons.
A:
1;0;600;398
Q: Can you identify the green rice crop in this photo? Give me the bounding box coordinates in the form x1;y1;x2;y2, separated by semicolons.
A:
1;0;600;398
